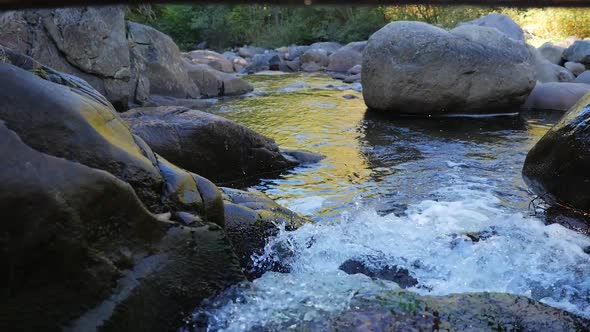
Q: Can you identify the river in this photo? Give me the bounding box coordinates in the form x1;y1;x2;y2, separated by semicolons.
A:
184;72;590;331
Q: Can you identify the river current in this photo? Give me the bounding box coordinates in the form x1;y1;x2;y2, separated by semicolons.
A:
185;73;590;331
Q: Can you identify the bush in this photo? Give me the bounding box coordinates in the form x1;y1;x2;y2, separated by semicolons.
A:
125;4;590;51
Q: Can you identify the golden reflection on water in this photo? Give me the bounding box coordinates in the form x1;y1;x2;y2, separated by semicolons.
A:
210;73;373;211
207;73;561;217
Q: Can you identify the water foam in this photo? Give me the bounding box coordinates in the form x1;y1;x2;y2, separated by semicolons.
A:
190;182;590;331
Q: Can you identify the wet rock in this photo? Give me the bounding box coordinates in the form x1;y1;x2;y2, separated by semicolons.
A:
121;106;298;185
565;61;587;76
0;118;163;331
339;258;418;289
362;22;535;115
564;40;590;66
185;50;234;73
327;291;590;331
457;13;525;41
327;41;366;72
575;71;590;84
522;82;590;111
538;42;565;65
221;187;309;278
84;224;243;332
0;61;164;209
183;61;253;97
523;92;590;211
545;206;590;236
342;94;358;100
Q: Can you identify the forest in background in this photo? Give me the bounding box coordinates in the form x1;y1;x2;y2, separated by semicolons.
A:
126;5;590;51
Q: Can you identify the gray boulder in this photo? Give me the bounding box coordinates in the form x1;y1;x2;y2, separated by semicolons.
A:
183;61;253;97
575;71;590;84
362;22;535;115
457;13;525;41
309;41;342;55
300;48;329;67
538;42;565;65
522;82;590;111
564;40;590;65
185;50;234;73
127;22;201;100
0;7;132;109
327;41;367;72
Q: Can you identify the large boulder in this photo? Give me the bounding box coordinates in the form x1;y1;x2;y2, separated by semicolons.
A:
575;71;590;84
457;13;525;41
127;22;201;100
564;40;590;66
121;106;298;184
327;41;366;72
362;22;535;115
522;82;590;111
0;7;132;109
523;91;590;211
184;49;234;73
538;42;565;65
0;66;244;331
0;60;164;209
183;61;253;97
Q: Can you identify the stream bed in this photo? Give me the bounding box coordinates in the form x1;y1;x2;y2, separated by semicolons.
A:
187;73;590;331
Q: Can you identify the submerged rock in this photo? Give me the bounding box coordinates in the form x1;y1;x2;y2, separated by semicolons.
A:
523;91;590;211
362;22;535;115
121;106;297;185
339;258;418;289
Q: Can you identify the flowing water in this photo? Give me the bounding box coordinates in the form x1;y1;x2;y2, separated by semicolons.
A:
188;73;590;331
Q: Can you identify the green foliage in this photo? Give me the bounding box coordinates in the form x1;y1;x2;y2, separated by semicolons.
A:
125;4;590;51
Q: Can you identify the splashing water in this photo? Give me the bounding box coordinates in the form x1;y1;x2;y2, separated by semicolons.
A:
189;181;590;331
187;73;590;331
